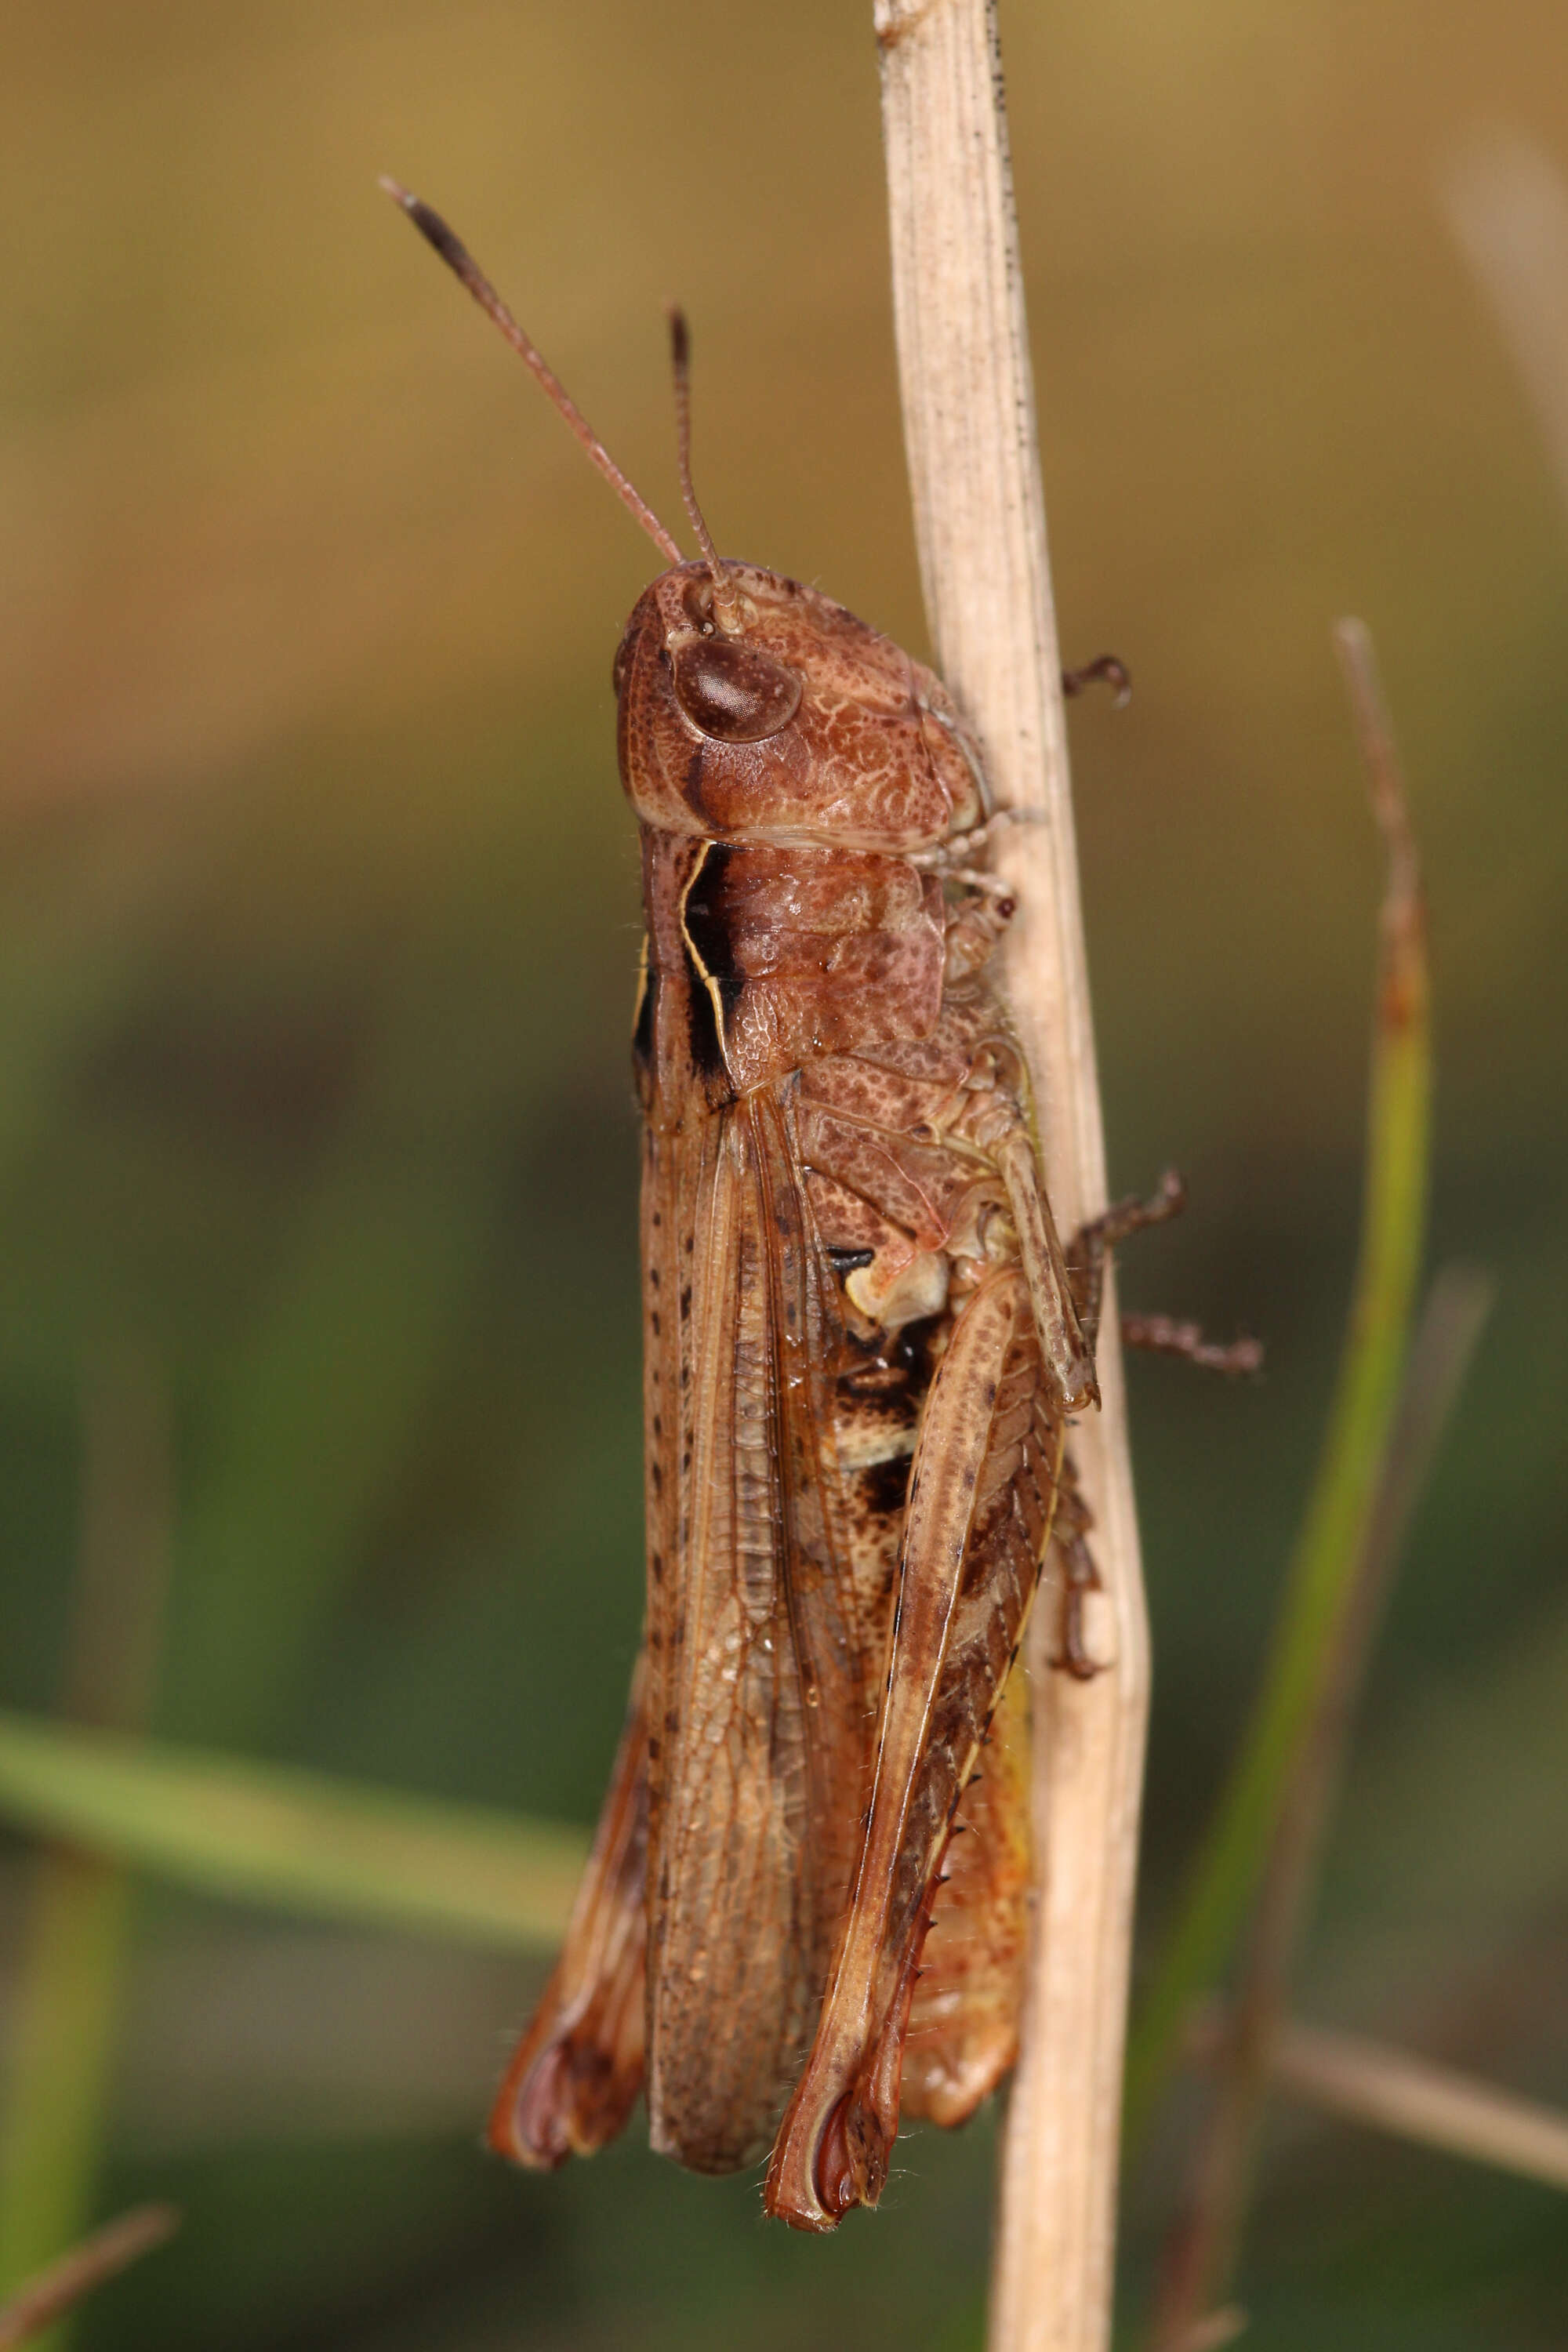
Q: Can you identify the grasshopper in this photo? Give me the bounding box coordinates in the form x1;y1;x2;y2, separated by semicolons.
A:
385;184;1250;2232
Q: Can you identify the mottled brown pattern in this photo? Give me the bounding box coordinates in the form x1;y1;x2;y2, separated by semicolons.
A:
764;1256;1062;2227
680;841;946;1096
638;1093;870;2172
615;563;985;850
902;1656;1032;2125
492;554;1098;2229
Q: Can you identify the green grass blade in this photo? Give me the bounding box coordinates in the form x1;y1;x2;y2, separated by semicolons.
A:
0;1860;136;2332
1124;621;1432;2146
0;1712;585;1953
0;1355;172;2345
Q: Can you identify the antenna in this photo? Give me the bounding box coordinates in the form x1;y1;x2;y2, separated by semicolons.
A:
667;308;744;633
381;178;683;566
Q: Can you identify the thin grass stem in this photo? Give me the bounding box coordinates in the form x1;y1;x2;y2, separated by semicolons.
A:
1188;2009;1568;2197
1149;1262;1491;2346
0;1354;171;2345
0;2206;178;2350
1126;622;1432;2146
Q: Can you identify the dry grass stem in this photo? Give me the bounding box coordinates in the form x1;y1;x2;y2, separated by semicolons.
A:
1331;622;1421;935
1267;2020;1568;2194
0;2206;179;2350
1188;2009;1568;2195
1443;128;1568;517
1168;2311;1249;2352
875;5;1146;2347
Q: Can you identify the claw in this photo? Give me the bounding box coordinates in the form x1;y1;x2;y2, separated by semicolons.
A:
1062;653;1131;707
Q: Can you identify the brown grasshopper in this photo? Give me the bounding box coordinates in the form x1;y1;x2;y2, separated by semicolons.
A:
384;183;1253;2232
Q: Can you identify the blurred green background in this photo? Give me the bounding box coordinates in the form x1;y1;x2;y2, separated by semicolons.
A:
2;1;1566;2344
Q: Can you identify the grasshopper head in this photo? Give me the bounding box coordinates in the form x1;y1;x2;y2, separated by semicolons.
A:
614;306;986;851
380;187;988;853
613;560;987;851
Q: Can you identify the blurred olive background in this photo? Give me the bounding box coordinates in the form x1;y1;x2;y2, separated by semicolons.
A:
2;1;1566;2345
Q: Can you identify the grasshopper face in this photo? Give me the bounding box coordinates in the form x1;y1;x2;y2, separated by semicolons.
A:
614;560;988;852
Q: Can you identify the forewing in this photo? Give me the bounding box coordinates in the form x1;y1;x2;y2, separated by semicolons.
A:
641;1093;872;2173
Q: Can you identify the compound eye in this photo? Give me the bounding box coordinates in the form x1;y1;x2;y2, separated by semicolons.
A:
671;635;802;743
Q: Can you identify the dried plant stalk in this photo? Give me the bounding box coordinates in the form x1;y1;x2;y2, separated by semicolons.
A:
1269;2020;1568;2194
0;2205;178;2351
1443;128;1568;519
875;5;1147;2347
1189;2011;1568;2198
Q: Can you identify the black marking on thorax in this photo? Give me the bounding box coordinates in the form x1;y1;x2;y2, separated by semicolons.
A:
677;842;740;1089
631;937;655;1094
